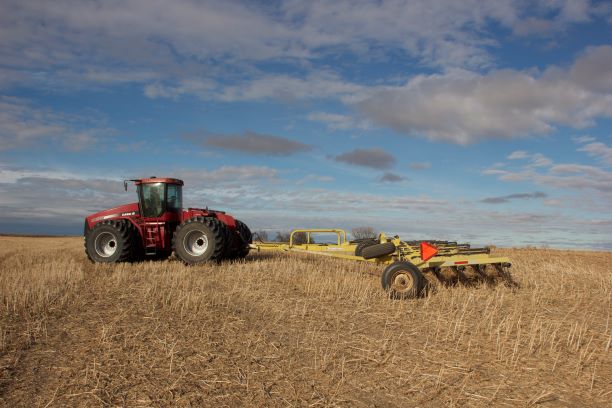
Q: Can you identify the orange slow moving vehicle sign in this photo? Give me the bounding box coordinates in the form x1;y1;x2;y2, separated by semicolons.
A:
420;242;438;261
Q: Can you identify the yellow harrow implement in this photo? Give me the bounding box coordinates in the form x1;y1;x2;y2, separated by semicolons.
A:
251;228;513;298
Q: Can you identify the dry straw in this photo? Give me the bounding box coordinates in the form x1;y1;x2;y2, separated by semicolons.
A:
0;237;610;406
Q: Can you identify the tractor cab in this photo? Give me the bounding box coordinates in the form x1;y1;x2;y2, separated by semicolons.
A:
131;177;184;218
130;178;184;256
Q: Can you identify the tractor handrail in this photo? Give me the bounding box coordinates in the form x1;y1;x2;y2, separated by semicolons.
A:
289;228;348;246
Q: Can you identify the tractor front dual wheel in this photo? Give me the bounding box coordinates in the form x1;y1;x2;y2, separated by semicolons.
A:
173;217;226;265
381;261;425;299
85;220;136;263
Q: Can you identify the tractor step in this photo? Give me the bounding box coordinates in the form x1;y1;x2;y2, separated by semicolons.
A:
144;223;162;256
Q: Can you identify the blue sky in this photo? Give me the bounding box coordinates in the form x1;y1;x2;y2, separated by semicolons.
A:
0;0;611;249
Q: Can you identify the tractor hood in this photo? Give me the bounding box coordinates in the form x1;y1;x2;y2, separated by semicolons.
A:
85;203;140;226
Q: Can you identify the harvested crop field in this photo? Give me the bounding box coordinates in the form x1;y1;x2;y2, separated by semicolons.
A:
0;236;610;407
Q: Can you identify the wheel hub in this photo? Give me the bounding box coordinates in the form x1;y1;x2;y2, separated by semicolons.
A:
94;232;118;257
184;230;209;256
391;271;414;293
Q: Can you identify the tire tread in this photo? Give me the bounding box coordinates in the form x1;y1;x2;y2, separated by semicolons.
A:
361;242;396;259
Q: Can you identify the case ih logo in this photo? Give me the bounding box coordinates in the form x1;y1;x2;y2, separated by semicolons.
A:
92;212;137;222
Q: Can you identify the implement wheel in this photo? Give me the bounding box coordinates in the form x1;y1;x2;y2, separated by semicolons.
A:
362;242;396;259
85;220;136;263
381;261;425;299
173;217;226;265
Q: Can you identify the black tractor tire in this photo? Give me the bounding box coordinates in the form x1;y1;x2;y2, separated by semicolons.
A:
234;219;252;258
354;239;378;257
381;261;425;299
172;217;226;265
361;242;396;259
85;220;136;263
222;219;253;260
218;220;233;260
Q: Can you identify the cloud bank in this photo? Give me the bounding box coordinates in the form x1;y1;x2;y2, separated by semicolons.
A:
358;46;612;144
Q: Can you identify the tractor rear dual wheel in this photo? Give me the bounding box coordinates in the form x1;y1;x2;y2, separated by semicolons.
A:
173;217;227;265
85;220;137;263
219;219;252;261
233;219;252;259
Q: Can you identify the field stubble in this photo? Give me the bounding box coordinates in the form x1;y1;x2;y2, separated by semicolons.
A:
0;236;610;407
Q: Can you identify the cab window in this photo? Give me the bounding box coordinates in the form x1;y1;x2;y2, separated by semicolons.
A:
167;184;182;212
139;183;165;218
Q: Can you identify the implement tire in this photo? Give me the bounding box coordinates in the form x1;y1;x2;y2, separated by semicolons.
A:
361;242;396;259
85;220;136;263
355;239;377;257
173;217;226;265
381;261;424;299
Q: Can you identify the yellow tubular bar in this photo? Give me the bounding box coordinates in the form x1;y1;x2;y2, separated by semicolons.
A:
289;228;348;246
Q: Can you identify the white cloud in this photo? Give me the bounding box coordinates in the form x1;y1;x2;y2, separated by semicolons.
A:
82;69;161;85
1;0;608;96
484;155;612;195
578;141;612;166
0;96;113;151
185;130;312;156
508;151;529;160
307;112;370;130
512;0;593;37
572;135;595;143
217;72;367;103
530;153;553;168
569;45;612;93
357;46;612;144
141;72;370;103
506;151;553;167
144;79;217;100
0;164;84;184
178;166;278;186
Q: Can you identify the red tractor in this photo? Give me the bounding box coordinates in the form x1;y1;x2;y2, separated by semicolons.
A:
84;177;252;264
